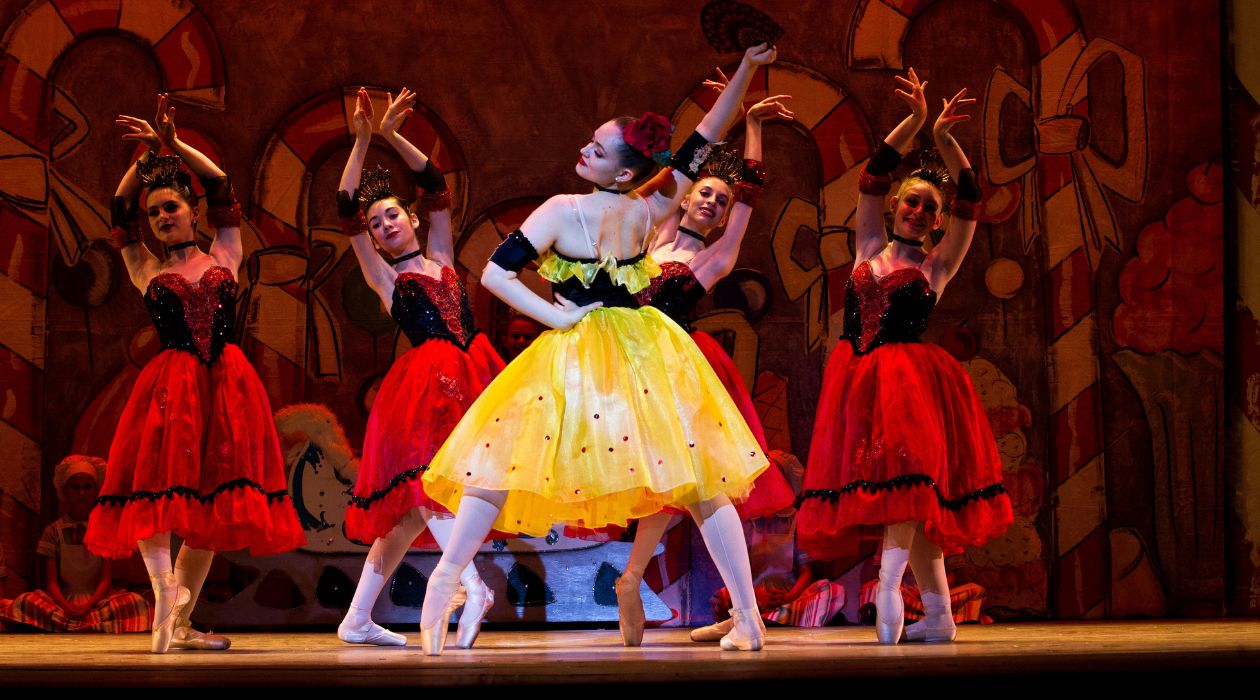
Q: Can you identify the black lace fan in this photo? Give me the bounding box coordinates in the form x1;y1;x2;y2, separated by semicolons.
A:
701;0;784;54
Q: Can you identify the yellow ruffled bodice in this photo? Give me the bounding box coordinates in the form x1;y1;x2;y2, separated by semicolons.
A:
536;252;660;295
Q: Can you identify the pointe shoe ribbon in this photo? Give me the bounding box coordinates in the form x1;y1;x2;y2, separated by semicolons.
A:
718;608;765;651
419;582;467;656
615;575;646;647
455;577;494;649
150;574;192;654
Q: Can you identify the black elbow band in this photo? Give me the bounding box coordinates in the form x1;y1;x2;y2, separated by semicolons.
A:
337;190;360;219
866;142;902;177
110;195;138;229
412;160;448;194
955;168;981;202
670;131;714;181
200;176;235;208
488;229;539;273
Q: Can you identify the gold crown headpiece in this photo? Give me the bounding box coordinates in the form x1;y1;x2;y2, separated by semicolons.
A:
357;165;397;210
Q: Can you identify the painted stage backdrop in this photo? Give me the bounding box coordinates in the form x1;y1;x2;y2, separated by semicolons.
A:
0;0;1243;627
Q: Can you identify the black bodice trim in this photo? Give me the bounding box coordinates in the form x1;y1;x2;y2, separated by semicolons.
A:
391;271;480;349
800;474;1007;512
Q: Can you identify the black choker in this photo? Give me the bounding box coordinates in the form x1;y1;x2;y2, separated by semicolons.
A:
678;225;707;242
594;184;625;195
391;249;424;266
165;240;198;254
891;233;924;248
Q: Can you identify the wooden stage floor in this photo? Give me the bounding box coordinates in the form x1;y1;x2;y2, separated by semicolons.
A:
2;620;1258;687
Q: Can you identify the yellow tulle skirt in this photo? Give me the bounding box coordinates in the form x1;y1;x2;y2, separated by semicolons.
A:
423;306;769;536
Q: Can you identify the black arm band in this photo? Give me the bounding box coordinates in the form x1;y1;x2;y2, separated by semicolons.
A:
199;175;235;208
670;131;714;181
488;229;539;273
412;160;448;194
110;195;138;229
955;168;981;202
337;190;360;219
866;142;902;176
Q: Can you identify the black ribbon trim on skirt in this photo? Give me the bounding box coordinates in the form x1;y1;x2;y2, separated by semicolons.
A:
799;473;1007;512
347;465;429;509
96;477;291;506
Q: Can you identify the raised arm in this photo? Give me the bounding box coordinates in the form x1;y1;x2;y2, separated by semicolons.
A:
111;117;162;291
339;88;397;302
481;196;601;330
855;68;929;265
690;95;794;289
379;88;455;268
922;88;980;293
642;43;778;222
151;93;243;272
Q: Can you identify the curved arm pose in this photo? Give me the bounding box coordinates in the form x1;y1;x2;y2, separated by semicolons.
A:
335;88;506;649
615;95;798;646
797;69;1013;645
417;44;779;655
86;95;304;654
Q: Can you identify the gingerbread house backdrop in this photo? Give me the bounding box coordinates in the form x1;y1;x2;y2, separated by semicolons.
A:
0;0;1250;627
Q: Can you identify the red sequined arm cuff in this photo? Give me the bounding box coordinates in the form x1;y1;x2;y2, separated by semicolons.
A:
336;190;369;236
108;195;140;248
734;182;763;206
951;168;981;221
201;176;242;228
413;161;451;212
416;189;452;212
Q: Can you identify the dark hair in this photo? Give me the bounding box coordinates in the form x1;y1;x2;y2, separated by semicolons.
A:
612;116;661;185
146;171;199;207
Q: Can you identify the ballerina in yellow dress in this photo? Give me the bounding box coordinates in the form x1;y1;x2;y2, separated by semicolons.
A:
418;43;779;655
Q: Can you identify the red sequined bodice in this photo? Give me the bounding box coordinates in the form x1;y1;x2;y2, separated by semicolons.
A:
634;260;705;330
842;261;937;355
145;266;238;364
391;267;479;349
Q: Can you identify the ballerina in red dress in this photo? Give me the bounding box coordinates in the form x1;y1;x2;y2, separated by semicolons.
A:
797;69;1013;644
336;88;505;648
614;94;796;646
86;95;304;653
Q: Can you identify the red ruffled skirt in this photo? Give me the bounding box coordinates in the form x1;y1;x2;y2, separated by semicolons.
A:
798;340;1012;557
690;331;794;518
86;345;305;558
344;335;504;545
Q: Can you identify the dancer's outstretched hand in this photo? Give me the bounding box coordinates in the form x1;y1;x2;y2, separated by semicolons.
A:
894;67;929;124
744;42;776;66
153;93;179;146
702;67;731;95
351;87;374;142
116;114;161;151
551;294;602;330
933;88;975;142
748;94;794;124
380;87;416;137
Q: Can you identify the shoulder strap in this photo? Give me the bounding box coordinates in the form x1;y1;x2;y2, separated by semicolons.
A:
569;194;599;258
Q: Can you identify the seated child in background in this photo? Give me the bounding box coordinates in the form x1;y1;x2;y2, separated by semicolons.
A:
2;456;149;632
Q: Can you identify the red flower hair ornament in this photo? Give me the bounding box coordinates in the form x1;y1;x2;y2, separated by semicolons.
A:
622;112;675;166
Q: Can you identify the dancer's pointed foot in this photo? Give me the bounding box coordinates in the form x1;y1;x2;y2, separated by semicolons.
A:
150;573;191;654
615;574;646;647
875;586;905;645
418;573;466;656
455;575;494;649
